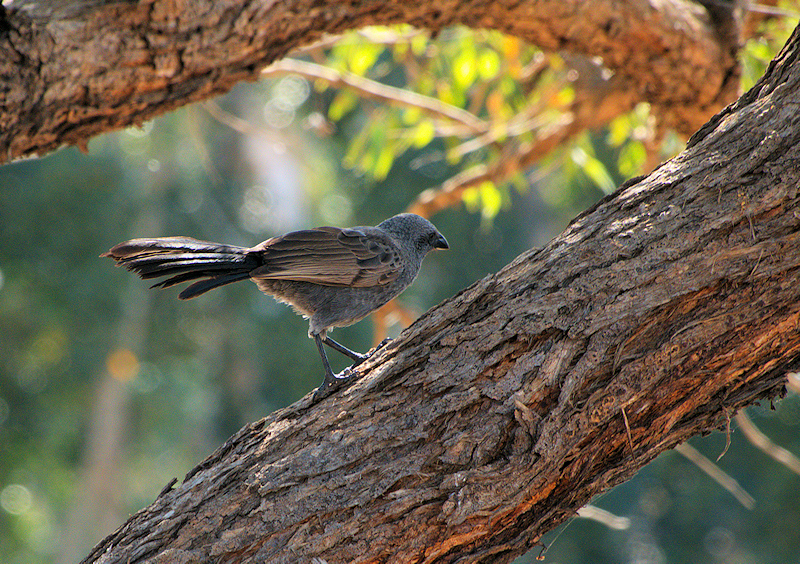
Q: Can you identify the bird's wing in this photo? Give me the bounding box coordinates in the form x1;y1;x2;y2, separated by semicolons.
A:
249;226;403;287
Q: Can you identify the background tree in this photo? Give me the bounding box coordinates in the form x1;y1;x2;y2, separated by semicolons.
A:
1;1;799;563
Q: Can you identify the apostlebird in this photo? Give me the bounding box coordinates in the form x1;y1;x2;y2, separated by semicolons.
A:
102;213;448;398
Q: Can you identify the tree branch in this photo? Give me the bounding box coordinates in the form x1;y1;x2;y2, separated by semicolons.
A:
1;0;738;164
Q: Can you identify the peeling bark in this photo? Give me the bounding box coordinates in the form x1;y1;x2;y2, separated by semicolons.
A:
2;0;738;163
81;23;800;564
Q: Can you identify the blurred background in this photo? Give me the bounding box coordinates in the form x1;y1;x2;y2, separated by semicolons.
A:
2;12;800;564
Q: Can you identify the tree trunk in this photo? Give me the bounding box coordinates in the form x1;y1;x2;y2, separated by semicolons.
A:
1;0;738;164
81;23;800;564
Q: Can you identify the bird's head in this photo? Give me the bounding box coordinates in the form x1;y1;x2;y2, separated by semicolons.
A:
379;213;449;256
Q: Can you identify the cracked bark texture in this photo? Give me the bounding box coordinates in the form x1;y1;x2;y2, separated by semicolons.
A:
81;23;800;564
1;0;739;163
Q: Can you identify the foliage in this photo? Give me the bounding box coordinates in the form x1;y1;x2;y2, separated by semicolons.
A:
741;11;797;89
308;27;620;221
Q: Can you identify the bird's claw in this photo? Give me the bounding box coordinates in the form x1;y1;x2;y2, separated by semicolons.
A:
349;338;392;369
312;367;358;402
312;338;394;401
349;353;369;368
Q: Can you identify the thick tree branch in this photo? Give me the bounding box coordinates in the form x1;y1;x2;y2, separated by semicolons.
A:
1;0;737;164
82;24;800;564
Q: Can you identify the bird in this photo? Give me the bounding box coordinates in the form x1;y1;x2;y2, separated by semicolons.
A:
102;213;449;399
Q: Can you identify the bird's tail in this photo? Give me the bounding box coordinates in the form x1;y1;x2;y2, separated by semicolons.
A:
102;237;260;299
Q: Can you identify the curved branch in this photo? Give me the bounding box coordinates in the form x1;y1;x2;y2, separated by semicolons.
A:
1;0;738;164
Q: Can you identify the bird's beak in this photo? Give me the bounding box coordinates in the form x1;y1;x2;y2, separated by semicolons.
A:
435;234;449;250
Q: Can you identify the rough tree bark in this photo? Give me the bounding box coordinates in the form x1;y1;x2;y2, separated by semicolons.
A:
1;0;738;163
79;22;800;564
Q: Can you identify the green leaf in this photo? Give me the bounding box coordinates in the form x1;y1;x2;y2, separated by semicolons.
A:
608;114;633;147
479;180;502;219
373;146;395;180
438;82;456;106
453;50;478;89
462;186;480;212
348;43;382;76
553;85;575;107
478;50;501;81
572;147;615;194
401;106;423;126
328;91;357;121
618;141;646;177
411;33;428;57
358;150;375;174
412;120;436;148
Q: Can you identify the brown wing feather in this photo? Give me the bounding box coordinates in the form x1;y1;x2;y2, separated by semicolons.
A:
249;226;402;287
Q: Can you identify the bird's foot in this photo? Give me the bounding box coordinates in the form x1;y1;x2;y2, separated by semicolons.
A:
349;352;369;368
312;367;358;402
349;338;392;369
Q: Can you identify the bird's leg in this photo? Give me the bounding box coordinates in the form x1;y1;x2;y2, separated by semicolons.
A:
314;333;338;385
313;333;356;401
322;336;368;365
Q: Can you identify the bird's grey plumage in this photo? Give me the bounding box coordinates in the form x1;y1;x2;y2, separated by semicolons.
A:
102;213;448;398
